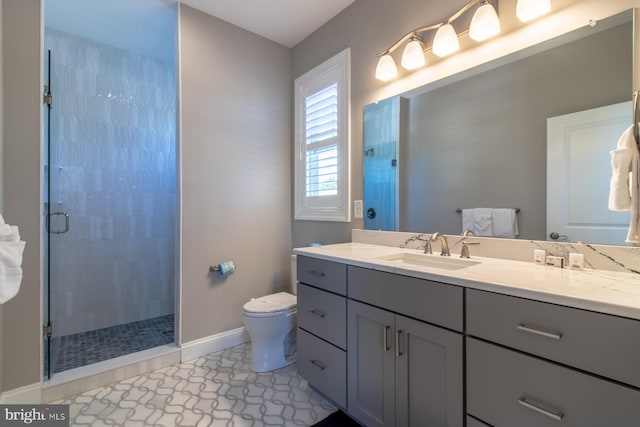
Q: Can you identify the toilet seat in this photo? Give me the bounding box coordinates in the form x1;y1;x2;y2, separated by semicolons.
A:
242;292;296;317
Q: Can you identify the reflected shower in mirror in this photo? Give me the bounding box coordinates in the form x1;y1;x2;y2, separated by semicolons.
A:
363;10;633;245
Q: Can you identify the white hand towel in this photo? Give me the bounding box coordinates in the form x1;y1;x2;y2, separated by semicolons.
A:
608;147;633;211
608;125;640;243
461;209;475;234
0;224;20;242
0;240;26;304
491;208;519;238
462;208;493;236
473;208;493;236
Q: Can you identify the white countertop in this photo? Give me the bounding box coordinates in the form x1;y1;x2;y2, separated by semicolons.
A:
294;242;640;320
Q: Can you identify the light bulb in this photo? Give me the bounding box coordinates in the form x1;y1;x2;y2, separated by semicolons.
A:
470;2;500;41
433;23;459;57
401;38;425;70
375;54;398;81
516;0;551;22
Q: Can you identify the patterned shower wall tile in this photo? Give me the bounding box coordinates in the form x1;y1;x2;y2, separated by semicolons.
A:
46;28;176;337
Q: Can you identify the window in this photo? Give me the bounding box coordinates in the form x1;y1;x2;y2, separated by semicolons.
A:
295;48;350;221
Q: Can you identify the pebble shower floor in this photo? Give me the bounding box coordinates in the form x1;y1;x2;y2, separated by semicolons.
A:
53;343;336;426
49;315;175;374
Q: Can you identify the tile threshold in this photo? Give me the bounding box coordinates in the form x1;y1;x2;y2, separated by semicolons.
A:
42;344;180;402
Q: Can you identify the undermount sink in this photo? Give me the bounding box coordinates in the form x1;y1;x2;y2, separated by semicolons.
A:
375;252;481;270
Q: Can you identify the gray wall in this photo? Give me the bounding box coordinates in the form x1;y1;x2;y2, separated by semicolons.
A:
402;23;631;239
1;0;42;392
179;5;292;343
0;0;4;395
292;0;506;247
290;0;633;247
0;0;292;393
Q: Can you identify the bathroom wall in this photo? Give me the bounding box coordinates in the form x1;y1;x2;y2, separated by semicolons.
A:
291;0;640;248
178;5;292;343
402;22;630;238
45;29;176;337
0;0;4;396
1;0;42;393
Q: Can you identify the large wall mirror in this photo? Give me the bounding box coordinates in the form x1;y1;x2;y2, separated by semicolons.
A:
363;9;634;246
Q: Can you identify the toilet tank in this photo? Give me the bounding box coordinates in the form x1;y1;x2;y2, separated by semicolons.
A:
290;254;297;295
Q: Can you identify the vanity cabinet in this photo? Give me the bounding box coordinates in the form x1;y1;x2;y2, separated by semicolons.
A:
296;256;348;408
347;267;464;427
466;289;640;427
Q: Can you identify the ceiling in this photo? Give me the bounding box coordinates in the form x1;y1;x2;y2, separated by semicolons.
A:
179;0;356;48
45;0;355;62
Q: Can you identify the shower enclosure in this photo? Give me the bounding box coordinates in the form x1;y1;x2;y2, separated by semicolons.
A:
43;3;177;378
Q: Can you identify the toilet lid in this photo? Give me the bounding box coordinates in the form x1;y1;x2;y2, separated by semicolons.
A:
243;292;297;314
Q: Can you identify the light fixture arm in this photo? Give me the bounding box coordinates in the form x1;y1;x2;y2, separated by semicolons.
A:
376;0;484;57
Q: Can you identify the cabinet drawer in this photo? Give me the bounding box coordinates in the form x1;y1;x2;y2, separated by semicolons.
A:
297;283;347;349
467;338;640;427
297;328;347;408
466;289;640;387
297;256;347;295
348;266;463;331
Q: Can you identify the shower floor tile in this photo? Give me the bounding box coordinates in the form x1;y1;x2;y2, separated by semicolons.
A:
54;343;337;426
50;314;174;374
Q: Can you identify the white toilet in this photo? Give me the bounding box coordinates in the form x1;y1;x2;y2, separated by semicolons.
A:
242;255;298;372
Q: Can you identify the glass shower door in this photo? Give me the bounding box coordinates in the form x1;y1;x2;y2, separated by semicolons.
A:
43;27;177;376
363;97;401;231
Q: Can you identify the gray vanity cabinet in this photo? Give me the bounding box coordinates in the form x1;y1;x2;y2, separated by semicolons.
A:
347;267;464;427
466;289;640;427
296;256;348;408
347;300;396;427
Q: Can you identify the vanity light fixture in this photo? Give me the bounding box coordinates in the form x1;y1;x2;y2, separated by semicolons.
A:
516;0;551;22
470;0;501;41
401;37;426;70
375;0;551;81
432;22;460;57
375;53;399;81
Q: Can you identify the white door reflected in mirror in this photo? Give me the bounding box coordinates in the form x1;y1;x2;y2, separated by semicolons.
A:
547;101;632;245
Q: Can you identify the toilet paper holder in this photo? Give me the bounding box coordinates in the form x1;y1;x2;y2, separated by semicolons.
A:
209;261;236;277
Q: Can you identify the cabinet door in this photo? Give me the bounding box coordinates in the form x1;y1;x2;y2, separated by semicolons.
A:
348;300;396;427
396;315;463;427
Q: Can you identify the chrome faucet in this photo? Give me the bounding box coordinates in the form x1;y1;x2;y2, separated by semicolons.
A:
462;229;475;237
431;232;450;256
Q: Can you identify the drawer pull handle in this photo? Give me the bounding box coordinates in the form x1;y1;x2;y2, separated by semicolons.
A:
517;323;563;340
309;270;326;277
384;325;391;351
310;309;326;318
396;330;403;357
310;359;326;371
518;397;564;422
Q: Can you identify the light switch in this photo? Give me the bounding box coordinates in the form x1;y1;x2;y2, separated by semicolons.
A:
354;200;363;218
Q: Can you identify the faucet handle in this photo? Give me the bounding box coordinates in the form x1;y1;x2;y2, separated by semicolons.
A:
459;239;480;259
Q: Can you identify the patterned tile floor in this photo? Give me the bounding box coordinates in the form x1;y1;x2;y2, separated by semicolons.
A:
54;343;337;426
50;314;175;374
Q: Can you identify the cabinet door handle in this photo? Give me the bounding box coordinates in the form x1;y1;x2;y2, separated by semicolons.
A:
518;397;564;421
396;330;403;357
383;325;391;351
310;359;326;371
310;309;326;318
517;323;563;340
309;270;325;277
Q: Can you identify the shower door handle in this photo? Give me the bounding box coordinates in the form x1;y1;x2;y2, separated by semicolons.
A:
47;211;70;234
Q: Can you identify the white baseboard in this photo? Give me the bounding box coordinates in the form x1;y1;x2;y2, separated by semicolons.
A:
181;327;249;362
0;382;42;404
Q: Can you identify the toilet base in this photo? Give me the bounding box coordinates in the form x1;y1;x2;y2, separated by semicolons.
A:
250;346;295;373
